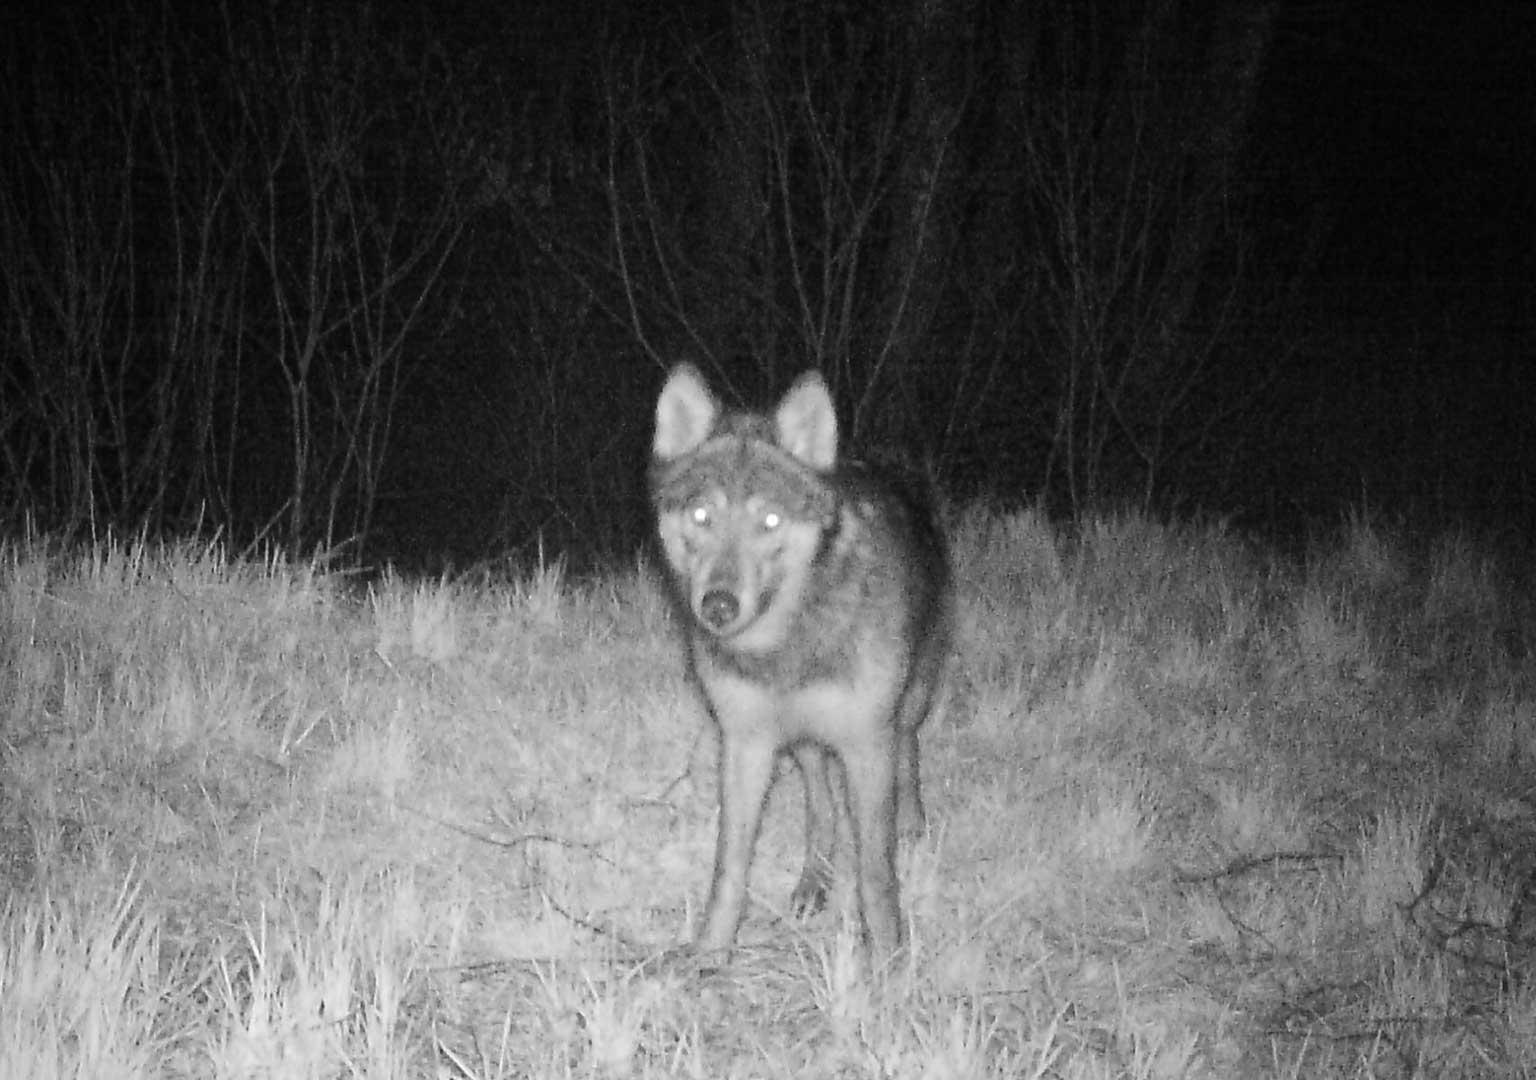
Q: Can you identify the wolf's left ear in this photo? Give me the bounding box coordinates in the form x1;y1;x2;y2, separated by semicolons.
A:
654;364;719;460
775;370;837;471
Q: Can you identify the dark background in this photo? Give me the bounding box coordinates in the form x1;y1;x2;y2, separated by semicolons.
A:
2;0;1531;570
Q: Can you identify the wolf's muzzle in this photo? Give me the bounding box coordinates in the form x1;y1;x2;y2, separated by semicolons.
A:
700;589;740;631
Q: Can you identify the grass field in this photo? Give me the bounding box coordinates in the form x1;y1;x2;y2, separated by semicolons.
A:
2;508;1533;1078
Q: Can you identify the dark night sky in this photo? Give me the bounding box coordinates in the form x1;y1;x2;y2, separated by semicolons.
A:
1275;1;1534;285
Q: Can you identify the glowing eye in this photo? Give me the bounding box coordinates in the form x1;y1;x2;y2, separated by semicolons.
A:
761;510;782;531
689;505;711;527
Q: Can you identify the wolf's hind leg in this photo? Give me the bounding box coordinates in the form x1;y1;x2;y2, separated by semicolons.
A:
790;742;838;917
896;725;926;840
840;729;903;953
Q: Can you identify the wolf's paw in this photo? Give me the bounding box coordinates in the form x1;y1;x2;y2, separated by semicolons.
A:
789;868;831;918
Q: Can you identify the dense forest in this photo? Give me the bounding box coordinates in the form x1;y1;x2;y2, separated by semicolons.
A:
3;0;1531;566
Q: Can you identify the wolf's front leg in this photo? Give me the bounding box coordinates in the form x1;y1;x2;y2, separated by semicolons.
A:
695;732;777;952
839;729;904;955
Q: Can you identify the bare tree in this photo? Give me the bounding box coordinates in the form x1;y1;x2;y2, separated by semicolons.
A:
215;5;473;554
1013;0;1279;509
589;0;1278;509
597;0;967;450
0;3;474;554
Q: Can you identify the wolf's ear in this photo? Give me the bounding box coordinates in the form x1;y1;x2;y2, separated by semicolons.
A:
775;370;837;471
654;364;719;460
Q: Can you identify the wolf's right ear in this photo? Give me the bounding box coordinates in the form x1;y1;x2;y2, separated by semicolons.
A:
654;364;719;461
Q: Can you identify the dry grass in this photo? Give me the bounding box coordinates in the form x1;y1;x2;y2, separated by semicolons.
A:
2;510;1534;1077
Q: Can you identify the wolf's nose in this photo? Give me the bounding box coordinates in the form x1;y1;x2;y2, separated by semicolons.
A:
700;590;739;629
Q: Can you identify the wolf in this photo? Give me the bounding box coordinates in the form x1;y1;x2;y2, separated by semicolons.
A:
650;363;951;958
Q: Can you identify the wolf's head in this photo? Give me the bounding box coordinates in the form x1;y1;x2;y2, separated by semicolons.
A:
650;365;839;651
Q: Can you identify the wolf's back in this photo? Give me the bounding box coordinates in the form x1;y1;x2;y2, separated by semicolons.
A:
807;462;950;676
